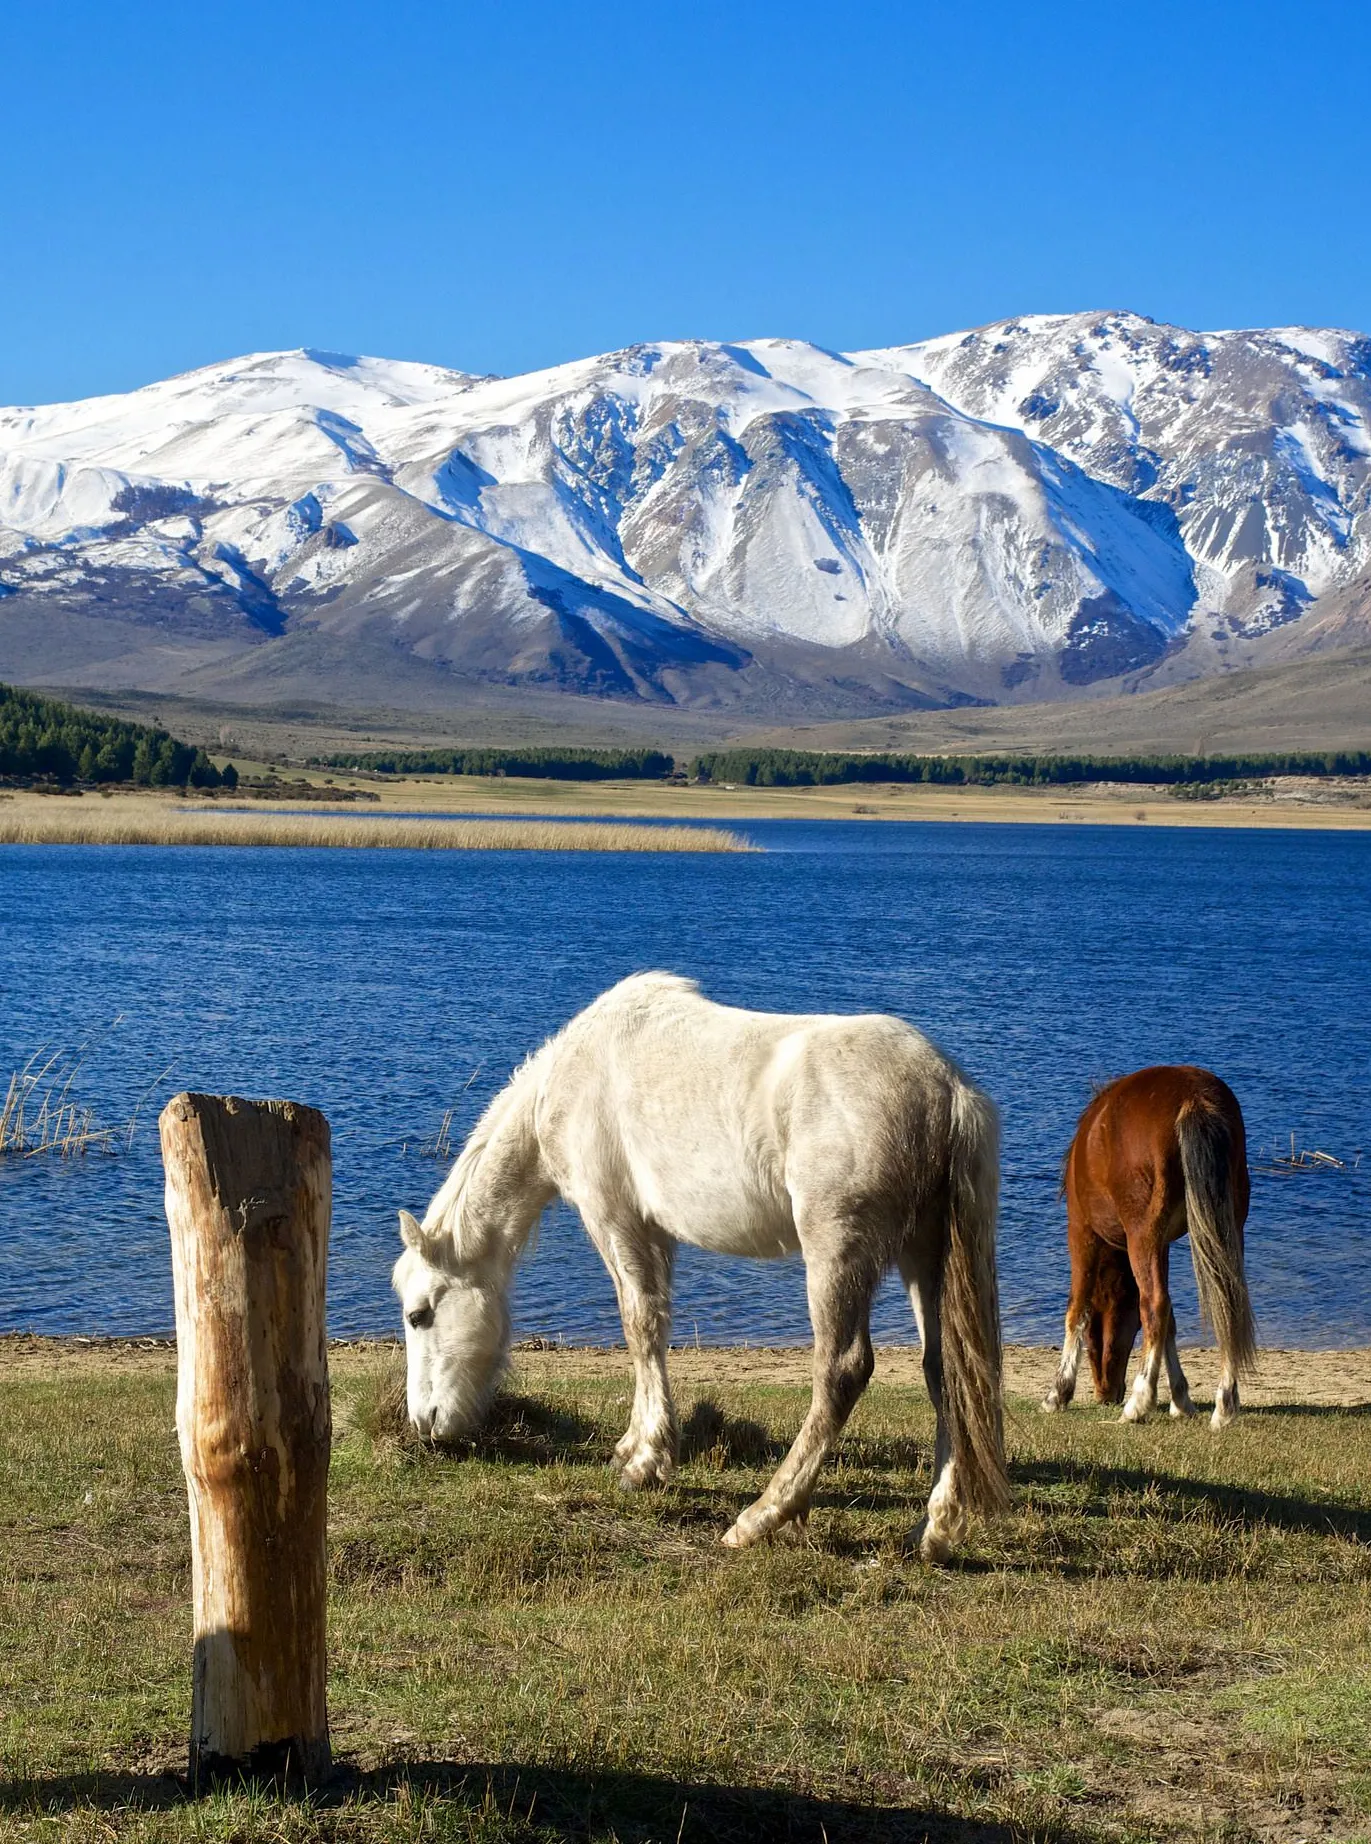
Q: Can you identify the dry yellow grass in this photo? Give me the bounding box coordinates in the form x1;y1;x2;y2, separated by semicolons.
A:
191;769;1371;830
0;794;749;853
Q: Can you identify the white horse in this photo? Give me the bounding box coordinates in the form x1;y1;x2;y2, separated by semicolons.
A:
392;972;1008;1560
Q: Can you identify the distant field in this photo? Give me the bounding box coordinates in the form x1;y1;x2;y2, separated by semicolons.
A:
39;775;1365;833
1;1340;1368;1843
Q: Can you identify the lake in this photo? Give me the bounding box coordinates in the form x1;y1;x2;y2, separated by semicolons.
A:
1;819;1368;1347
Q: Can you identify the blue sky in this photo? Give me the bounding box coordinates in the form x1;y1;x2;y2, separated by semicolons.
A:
3;0;1368;404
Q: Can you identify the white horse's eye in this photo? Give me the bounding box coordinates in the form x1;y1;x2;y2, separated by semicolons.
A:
407;1305;434;1330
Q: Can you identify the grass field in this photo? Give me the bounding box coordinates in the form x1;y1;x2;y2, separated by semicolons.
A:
1;1341;1368;1843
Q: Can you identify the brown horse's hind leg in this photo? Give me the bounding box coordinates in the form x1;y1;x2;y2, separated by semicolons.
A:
1164;1326;1195;1417
1044;1220;1102;1412
1088;1248;1140;1403
1121;1240;1172;1424
1044;1313;1087;1412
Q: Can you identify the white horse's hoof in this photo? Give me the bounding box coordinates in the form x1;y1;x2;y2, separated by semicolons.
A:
917;1520;954;1565
618;1449;674;1491
1210;1407;1236;1432
722;1504;771;1548
1042;1390;1066;1413
1169;1397;1196;1419
1120;1394;1150;1423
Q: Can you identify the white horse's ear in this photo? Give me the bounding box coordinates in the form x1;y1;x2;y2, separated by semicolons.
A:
398;1209;425;1252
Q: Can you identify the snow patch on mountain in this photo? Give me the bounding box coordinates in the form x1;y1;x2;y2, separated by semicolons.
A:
2;314;1368;709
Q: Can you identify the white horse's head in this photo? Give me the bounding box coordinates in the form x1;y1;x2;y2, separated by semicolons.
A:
391;1209;511;1441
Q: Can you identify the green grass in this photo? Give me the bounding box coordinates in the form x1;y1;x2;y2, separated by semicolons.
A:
2;1347;1369;1842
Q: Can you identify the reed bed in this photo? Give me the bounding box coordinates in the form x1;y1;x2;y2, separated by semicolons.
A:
0;1046;119;1159
0;798;751;853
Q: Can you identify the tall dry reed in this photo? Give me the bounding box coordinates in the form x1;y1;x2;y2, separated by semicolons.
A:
0;800;751;853
0;1045;120;1159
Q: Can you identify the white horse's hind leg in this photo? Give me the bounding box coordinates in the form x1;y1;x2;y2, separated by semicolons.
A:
723;1237;876;1549
1164;1328;1195;1418
586;1216;678;1488
899;1242;965;1564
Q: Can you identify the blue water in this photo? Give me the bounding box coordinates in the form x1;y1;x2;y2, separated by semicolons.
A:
1;821;1368;1345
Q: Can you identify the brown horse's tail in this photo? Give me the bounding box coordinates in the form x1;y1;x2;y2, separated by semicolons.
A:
939;1079;1010;1517
1177;1097;1257;1378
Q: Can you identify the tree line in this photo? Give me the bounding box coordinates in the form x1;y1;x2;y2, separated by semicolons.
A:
9;681;1366;794
686;747;1371;787
313;745;675;780
0;682;236;788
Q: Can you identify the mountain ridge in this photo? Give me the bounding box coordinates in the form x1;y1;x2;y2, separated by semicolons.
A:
2;311;1368;718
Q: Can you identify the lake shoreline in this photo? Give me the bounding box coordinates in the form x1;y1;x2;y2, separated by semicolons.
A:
5;773;1371;836
5;1334;1368;1406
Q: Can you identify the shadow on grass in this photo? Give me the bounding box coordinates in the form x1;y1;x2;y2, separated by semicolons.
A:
679;1397;788;1467
1015;1456;1371;1545
1243;1402;1371;1418
0;1758;1082;1843
390;1394;607;1470
476;1393;605;1466
679;1401;937;1477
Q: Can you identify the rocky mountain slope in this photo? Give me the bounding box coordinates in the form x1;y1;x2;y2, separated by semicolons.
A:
2;313;1368;715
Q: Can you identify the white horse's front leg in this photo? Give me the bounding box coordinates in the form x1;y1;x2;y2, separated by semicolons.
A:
593;1220;678;1489
618;1338;677;1490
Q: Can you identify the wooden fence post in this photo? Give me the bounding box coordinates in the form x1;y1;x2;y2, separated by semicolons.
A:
161;1092;332;1785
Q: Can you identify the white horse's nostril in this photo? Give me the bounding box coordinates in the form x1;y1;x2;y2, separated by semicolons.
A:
413;1407;435;1439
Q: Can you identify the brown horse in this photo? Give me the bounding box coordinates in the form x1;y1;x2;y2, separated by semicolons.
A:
1043;1066;1256;1429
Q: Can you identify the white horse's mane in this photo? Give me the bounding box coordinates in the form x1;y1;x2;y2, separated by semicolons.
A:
419;1042;555;1261
421;974;704;1263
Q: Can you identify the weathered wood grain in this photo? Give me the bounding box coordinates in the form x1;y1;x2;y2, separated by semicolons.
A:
161;1092;331;1784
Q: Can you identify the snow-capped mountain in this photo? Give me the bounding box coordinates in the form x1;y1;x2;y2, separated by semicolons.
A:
2;312;1368;713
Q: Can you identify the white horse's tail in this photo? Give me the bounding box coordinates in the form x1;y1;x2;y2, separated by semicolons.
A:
939;1080;1010;1518
1177;1096;1257;1379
